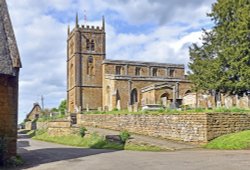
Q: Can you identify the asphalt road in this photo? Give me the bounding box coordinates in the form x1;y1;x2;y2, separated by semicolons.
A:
17;133;250;170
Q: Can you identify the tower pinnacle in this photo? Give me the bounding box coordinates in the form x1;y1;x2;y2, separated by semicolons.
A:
75;12;79;28
102;16;105;30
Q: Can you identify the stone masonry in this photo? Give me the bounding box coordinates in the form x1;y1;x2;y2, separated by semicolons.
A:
77;113;250;143
0;0;21;161
67;15;191;113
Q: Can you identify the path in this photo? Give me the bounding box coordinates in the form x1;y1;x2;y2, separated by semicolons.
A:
15;133;250;170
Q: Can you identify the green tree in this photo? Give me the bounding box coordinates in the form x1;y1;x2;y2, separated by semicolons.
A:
58;99;67;114
189;0;250;98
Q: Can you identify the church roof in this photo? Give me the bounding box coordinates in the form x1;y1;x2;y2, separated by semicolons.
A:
0;0;21;76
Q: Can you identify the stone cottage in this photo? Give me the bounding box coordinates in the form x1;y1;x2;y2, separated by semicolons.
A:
0;0;21;161
25;103;42;120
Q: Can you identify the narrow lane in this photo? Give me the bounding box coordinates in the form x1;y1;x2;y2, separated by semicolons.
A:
17;133;250;170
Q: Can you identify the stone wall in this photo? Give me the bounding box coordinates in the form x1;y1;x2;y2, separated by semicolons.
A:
77;113;250;143
206;113;250;140
48;127;79;136
36;122;49;130
46;120;78;136
0;75;18;159
77;114;208;142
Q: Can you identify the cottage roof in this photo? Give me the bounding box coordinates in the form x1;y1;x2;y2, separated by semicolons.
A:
26;103;42;119
0;0;21;76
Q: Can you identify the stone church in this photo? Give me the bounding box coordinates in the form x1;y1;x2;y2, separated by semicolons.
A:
0;0;21;162
67;15;191;113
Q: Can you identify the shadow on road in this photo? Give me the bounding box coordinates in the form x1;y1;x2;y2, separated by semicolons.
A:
15;134;119;170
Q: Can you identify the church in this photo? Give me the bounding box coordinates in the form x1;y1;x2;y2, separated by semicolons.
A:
67;15;191;113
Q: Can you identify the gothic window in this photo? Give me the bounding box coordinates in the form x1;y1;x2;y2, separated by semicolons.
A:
70;63;74;87
130;88;138;105
69;40;74;55
106;86;111;108
86;39;90;50
160;93;169;107
169;69;175;77
91;40;95;51
135;67;141;76
87;56;94;76
152;68;157;76
116;66;122;75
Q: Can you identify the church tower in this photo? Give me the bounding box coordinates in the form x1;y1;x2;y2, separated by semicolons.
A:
67;14;105;113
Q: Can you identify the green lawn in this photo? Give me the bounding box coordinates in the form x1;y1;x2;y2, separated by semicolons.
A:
30;130;167;152
33;132;123;149
83;107;250;115
205;130;250;149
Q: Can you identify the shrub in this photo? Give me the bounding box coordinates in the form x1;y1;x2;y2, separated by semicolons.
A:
5;155;24;167
119;130;131;144
112;108;119;111
79;127;88;138
158;108;165;113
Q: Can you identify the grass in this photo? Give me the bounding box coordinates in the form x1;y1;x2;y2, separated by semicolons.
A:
37;114;66;122
33;131;123;149
28;130;167;152
125;143;167;152
205;130;250;150
83;107;250;115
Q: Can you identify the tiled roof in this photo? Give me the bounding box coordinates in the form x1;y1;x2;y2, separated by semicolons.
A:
0;0;21;76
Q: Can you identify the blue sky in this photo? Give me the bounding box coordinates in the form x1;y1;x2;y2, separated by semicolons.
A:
6;0;216;123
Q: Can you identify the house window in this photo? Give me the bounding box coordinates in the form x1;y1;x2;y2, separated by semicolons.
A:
116;66;122;75
135;67;141;76
152;68;157;76
170;69;175;77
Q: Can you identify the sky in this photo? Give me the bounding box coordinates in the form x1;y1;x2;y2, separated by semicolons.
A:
6;0;216;123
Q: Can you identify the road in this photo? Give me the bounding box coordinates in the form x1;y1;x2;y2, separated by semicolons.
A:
17;133;250;170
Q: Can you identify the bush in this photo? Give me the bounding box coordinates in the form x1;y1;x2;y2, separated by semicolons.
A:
112;108;119;111
119;130;131;144
5;155;24;167
79;127;88;138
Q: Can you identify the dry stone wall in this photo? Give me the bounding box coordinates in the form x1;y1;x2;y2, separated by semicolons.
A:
207;113;250;140
77;113;250;143
77;114;208;142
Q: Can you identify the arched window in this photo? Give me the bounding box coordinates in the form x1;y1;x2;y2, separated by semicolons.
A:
185;90;191;95
160;93;169;106
130;88;138;105
169;69;175;77
86;39;90;50
152;68;157;76
116;66;122;75
87;56;94;75
91;40;95;51
135;67;141;76
70;63;74;87
106;86;111;107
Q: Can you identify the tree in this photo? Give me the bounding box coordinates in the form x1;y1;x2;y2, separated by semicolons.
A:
58;100;67;114
189;0;250;99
